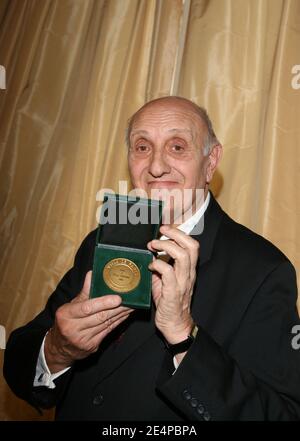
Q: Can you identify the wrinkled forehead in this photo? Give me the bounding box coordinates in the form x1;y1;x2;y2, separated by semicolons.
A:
130;101;207;139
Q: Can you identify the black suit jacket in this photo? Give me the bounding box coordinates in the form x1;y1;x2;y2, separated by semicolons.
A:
4;195;300;420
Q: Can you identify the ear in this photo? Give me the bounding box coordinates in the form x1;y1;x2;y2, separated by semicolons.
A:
206;144;222;183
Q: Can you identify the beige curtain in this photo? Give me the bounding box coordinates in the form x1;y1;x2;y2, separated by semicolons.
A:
0;0;299;420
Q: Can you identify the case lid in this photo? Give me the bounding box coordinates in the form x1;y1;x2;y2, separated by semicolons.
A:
97;193;163;250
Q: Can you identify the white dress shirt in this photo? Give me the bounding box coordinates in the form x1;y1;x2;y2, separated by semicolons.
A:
34;192;210;388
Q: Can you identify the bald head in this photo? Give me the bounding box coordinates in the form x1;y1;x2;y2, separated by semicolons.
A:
126;96;219;156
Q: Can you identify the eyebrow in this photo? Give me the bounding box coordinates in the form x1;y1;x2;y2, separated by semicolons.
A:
130;130;149;137
167;128;193;137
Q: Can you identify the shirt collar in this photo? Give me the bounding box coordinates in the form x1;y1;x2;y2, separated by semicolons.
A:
177;191;210;235
159;191;210;241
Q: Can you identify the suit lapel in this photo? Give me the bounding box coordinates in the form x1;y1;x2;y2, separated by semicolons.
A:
192;193;225;267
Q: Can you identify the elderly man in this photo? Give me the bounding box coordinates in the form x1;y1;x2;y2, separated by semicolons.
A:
4;96;300;420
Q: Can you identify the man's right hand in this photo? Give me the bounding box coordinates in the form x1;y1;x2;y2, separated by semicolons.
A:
44;271;133;373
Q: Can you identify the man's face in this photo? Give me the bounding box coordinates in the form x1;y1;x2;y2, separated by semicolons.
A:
128;100;218;223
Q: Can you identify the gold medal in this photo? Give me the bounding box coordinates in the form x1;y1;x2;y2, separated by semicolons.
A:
103;258;141;293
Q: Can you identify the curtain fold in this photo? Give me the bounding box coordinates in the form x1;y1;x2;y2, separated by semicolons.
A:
178;0;300;281
0;0;299;420
0;0;183;420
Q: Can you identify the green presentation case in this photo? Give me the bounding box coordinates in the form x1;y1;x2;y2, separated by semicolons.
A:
90;193;163;309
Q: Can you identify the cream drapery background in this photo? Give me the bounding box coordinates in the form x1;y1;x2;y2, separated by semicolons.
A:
0;0;299;420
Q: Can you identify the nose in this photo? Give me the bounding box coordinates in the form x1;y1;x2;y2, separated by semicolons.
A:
148;149;171;177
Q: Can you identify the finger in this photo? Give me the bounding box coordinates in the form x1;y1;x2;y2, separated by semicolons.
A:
151;272;162;305
82;270;92;297
80;305;133;330
68;294;123;319
147;240;157;252
88;310;132;338
72;271;93;303
159;226;200;268
148;239;190;282
148;239;189;261
148;259;177;297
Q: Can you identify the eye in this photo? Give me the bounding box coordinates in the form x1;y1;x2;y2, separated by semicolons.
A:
172;144;184;151
168;142;186;154
136;145;149;152
130;141;151;155
167;137;187;154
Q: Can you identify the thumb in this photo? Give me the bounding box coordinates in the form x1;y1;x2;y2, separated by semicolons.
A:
81;270;92;298
72;271;92;304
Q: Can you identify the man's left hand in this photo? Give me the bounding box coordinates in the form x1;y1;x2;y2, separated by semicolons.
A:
147;225;199;345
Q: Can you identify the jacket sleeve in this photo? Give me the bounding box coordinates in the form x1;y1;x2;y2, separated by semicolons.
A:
157;260;300;421
3;229;97;411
